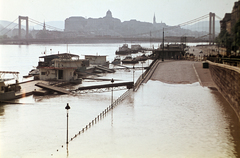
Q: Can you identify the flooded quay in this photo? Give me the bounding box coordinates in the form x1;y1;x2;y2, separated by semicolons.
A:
0;44;240;158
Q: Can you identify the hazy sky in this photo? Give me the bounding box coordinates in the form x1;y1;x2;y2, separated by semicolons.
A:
0;0;237;26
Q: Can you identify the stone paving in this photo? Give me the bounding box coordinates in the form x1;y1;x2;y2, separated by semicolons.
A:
148;60;215;88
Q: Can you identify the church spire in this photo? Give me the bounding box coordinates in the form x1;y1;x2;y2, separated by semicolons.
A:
43;21;46;31
153;13;156;24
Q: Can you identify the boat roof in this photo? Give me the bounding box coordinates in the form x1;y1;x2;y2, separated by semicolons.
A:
39;53;79;59
85;55;107;57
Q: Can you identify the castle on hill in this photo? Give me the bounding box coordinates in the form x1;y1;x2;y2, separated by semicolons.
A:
64;10;167;38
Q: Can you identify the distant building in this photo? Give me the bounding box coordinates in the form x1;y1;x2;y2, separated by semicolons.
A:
231;1;240;30
153;13;156;24
65;10;121;37
35;21;64;39
220;1;240;34
220;13;232;34
64;10;167;38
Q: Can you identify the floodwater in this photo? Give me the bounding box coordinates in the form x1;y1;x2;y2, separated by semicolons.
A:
0;43;240;158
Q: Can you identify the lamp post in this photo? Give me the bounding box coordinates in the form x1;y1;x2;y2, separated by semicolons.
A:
111;78;114;109
65;103;70;144
141;61;144;79
133;66;135;83
133;66;135;91
162;28;164;62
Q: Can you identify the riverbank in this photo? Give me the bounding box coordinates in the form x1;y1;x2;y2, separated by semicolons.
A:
148;60;215;88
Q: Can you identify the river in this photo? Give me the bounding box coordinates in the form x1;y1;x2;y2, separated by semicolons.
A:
0;43;239;158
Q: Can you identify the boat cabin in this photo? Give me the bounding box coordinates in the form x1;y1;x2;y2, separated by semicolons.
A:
85;55;109;67
37;53;89;81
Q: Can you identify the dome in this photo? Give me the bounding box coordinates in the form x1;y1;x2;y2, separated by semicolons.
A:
106;10;112;18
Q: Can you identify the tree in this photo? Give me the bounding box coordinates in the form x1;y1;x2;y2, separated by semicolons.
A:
232;18;240;51
0;34;9;39
215;29;233;56
215;30;231;47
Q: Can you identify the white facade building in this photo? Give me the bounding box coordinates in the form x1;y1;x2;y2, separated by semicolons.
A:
38;53;89;81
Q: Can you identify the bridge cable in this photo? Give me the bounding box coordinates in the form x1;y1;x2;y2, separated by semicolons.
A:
178;14;209;27
126;14;209;37
1;23;18;36
215;15;222;20
0;18;18;33
29;18;63;31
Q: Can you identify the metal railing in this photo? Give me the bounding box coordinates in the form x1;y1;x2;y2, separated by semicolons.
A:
62;88;132;145
133;58;159;91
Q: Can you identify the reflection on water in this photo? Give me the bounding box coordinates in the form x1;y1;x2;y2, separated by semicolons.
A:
0;104;5;116
0;44;239;157
1;80;239;158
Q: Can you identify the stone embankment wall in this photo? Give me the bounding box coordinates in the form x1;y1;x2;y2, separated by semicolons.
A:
208;61;240;120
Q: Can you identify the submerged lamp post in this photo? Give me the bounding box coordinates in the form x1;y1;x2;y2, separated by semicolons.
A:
133;66;135;91
65;103;71;144
111;78;114;109
141;61;144;79
133;66;135;83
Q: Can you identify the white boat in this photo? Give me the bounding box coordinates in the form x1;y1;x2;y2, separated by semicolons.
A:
0;79;21;101
28;68;39;76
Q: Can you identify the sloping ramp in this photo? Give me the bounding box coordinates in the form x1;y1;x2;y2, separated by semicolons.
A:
72;81;134;91
35;82;70;94
95;66;115;73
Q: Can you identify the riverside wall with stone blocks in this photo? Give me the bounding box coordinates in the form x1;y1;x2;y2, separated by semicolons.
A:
208;61;240;120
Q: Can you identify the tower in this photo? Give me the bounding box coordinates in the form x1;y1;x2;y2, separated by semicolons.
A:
209;12;215;45
18;16;29;39
43;21;46;31
153;13;156;24
106;10;112;18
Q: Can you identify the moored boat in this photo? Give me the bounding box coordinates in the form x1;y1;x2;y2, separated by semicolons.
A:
111;56;121;65
135;54;148;61
28;68;39;76
122;56;138;64
0;79;21;101
115;44;131;55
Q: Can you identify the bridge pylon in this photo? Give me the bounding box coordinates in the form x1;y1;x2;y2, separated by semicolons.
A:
18;16;29;39
209;12;215;45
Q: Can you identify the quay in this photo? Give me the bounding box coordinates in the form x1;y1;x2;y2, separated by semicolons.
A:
141;58;240;121
12;80;133;99
15;80;49;99
72;81;134;92
35;82;70;94
145;60;215;87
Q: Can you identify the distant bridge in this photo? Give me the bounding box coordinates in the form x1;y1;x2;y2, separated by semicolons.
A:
0;12;221;45
0;36;210;45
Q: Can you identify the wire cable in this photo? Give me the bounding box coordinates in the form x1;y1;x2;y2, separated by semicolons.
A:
0;18;18;33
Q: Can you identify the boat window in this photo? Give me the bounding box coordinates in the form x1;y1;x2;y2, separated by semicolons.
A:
41;72;46;75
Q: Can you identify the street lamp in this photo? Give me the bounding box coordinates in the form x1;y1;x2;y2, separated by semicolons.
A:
111;78;114;109
133;66;135;91
133;65;135;83
65;103;70;144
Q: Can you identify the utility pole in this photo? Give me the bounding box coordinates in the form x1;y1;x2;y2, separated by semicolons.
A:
162;28;164;61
